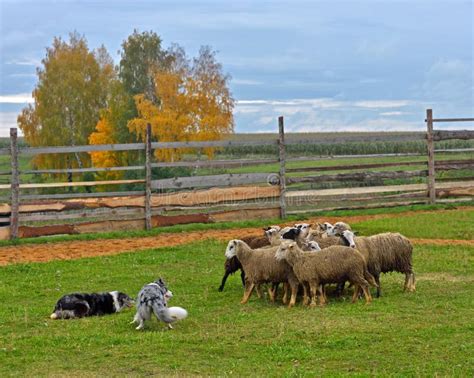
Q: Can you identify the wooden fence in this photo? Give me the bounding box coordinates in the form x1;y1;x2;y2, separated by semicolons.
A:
1;109;473;240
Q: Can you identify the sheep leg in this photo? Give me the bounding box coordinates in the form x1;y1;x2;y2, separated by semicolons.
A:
410;272;416;292
362;285;372;304
256;284;263;299
282;283;289;305
218;271;231;292
374;274;381;298
240;270;246;287
288;284;298;308
404;271;416;292
302;283;310;306
268;283;279;302
317;284;326;306
309;282;318;307
351;284;360;303
240;283;255;304
335;282;345;297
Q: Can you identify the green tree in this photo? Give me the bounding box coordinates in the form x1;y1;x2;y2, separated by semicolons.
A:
118;29;171;102
18;32;115;170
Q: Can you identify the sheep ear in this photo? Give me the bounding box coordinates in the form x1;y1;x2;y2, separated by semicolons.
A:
308;223;313;227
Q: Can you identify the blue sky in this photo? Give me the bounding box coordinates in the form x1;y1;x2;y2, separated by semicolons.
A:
0;0;472;136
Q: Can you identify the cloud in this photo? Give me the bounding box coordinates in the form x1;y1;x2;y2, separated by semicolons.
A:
9;73;37;78
6;58;41;66
0;112;22;137
353;100;412;109
0;93;33;104
234;96;423;133
379;111;407;116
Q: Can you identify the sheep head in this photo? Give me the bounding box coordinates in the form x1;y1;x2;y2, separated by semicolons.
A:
307;241;321;252
268;225;281;232
342;230;356;248
265;228;281;244
275;240;297;261
225;240;240;259
327;221;352;236
295;223;313;238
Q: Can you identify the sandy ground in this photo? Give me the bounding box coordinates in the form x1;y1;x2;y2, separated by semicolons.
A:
1;208;472;266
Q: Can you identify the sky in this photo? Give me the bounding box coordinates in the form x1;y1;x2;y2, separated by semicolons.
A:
0;0;472;136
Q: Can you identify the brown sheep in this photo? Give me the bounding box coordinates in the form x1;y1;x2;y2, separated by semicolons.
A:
225;240;300;307
342;230;415;297
275;240;377;306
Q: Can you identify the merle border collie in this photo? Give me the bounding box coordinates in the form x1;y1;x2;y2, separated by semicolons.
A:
131;278;187;330
50;291;134;319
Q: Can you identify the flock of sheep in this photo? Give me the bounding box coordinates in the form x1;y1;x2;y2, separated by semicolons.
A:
220;222;416;307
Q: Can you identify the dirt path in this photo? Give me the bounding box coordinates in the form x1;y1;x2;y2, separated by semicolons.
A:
1;207;472;266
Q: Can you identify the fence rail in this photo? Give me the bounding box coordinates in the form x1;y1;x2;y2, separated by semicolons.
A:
1;109;473;240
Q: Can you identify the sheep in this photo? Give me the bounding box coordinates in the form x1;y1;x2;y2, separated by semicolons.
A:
218;256;245;292
327;221;352;237
294;223;312;238
225;240;300;307
218;227;281;293
281;227;301;241
275;240;377;306
341;230;415;297
306;232;345;249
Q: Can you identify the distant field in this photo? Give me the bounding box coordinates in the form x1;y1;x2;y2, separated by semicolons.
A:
0;132;472;196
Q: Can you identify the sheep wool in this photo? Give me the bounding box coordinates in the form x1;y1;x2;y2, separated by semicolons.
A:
275;241;377;306
225;240;300;307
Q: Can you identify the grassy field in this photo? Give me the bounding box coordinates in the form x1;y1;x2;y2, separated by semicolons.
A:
0;208;473;376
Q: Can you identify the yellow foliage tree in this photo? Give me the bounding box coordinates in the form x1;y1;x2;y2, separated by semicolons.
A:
18;33;115;172
88;111;122;181
128;46;234;162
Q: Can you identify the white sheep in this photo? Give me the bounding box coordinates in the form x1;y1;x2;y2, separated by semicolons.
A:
342;230;415;297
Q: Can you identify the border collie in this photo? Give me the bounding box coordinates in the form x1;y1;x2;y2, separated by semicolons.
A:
131;278;187;330
50;291;133;319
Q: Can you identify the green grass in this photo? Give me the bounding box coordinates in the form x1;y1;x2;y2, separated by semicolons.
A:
353;208;474;240
0;238;473;376
1;201;473;247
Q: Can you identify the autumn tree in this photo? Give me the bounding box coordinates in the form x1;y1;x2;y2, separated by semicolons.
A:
128;45;234;162
89;30;172;177
18;32;115;170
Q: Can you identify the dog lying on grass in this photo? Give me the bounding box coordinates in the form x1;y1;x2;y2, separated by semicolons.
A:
131;278;188;330
50;291;134;319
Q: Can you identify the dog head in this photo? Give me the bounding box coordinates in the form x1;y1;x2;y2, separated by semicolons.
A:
110;291;134;312
153;278;173;301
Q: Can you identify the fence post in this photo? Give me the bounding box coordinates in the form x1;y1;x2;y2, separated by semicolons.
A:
10;128;20;239
426;109;436;204
278;116;287;218
145;123;152;230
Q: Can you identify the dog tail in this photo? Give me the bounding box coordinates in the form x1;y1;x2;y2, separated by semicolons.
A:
153;302;188;324
167;306;188;321
50;312;58;319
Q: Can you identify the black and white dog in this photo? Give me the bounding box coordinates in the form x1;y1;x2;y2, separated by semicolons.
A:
50;291;134;319
131;278;187;330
